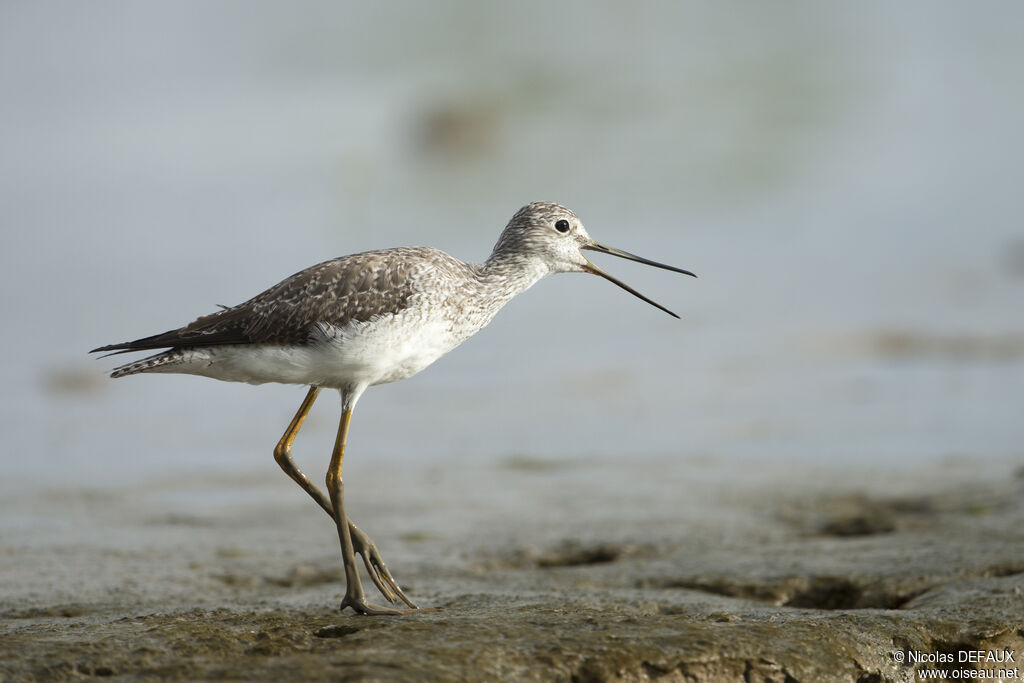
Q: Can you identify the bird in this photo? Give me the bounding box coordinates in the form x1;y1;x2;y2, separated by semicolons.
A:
91;202;696;615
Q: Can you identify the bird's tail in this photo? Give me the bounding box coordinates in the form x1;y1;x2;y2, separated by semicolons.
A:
109;350;184;378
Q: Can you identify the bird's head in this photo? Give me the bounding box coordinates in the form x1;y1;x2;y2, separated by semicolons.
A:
491;202;696;318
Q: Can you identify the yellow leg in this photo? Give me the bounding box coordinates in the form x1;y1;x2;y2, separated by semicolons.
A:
274;388;416;608
274;387;333;516
327;407;410;615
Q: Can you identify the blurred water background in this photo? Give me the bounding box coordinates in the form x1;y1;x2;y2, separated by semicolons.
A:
2;2;1022;497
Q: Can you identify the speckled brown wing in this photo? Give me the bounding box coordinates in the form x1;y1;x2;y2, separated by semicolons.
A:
91;248;429;354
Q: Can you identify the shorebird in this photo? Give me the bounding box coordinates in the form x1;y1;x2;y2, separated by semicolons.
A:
91;202;695;615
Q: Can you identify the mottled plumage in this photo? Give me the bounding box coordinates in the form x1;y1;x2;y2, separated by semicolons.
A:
90;202;694;615
96;247;461;351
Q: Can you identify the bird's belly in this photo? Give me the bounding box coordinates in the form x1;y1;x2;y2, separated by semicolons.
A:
311;314;465;388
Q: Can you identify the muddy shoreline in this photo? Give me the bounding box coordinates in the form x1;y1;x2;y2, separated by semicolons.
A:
3;455;1023;681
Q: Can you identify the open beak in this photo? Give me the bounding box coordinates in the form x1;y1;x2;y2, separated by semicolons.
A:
580;240;696;319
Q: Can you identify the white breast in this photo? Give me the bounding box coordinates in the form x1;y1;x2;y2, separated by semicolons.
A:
309;311;463;387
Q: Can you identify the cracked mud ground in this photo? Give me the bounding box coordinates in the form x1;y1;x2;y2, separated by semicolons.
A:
2;455;1022;682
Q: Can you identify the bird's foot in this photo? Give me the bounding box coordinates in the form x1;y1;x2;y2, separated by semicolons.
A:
339;592;414;616
349;522;418;609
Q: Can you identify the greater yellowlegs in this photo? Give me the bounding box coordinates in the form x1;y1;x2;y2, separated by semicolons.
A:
91;202;695;615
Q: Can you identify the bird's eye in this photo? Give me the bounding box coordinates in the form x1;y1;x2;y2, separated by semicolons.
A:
554;219;570;233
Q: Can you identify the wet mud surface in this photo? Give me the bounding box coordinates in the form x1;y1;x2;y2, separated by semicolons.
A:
3;456;1023;681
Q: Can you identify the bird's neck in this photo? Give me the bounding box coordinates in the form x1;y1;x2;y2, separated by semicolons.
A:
479;250;550;305
435;252;548;345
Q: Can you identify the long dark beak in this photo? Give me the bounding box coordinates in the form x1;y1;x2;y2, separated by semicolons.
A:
580;240;696;319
